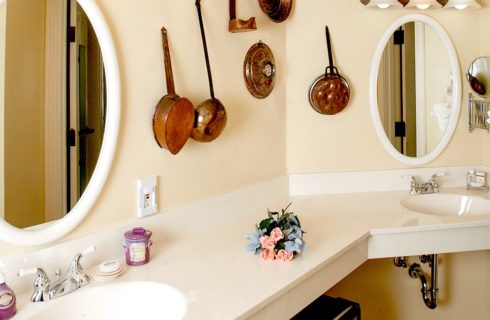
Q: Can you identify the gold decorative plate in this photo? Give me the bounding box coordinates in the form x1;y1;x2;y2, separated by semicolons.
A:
243;41;276;99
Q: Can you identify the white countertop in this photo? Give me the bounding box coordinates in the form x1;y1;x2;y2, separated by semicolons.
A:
9;173;490;319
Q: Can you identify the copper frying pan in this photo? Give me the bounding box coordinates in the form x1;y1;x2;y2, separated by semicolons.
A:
152;27;195;154
309;26;350;115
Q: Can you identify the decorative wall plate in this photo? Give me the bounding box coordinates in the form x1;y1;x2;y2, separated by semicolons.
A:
243;41;276;99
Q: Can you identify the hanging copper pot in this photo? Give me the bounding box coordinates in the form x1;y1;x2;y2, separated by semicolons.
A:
258;0;293;23
152;27;195;154
192;0;227;142
309;26;350;115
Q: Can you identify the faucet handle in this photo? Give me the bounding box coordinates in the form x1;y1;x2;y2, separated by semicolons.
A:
17;267;38;278
431;172;446;179
71;245;96;268
18;268;51;302
402;174;417;186
69;245;96;288
402;174;416;182
402;175;418;195
430;172;446;184
55;269;62;281
80;245;96;257
429;172;446;193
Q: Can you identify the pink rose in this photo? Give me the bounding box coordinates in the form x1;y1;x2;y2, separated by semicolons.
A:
276;250;294;262
270;227;284;243
259;235;276;250
260;249;276;261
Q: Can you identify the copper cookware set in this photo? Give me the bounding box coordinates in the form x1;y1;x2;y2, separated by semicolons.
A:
153;0;350;155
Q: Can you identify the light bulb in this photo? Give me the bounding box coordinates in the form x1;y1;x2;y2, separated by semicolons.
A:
365;0;403;8
444;0;481;9
406;0;442;9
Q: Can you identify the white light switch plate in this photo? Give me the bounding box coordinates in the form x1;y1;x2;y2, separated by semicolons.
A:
137;176;157;218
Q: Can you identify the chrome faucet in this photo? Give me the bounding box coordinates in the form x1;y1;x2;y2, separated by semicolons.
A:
403;173;446;195
18;245;95;302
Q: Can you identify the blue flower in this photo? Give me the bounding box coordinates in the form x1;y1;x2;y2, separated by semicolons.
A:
245;227;266;254
284;225;302;240
284;238;306;254
288;214;300;226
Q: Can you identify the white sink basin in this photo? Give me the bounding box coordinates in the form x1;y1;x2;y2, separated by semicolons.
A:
24;281;186;320
401;193;490;216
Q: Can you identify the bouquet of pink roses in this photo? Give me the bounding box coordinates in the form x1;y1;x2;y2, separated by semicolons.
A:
246;203;306;261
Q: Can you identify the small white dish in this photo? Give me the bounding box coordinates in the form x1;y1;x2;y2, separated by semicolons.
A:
91;260;124;282
99;260;121;274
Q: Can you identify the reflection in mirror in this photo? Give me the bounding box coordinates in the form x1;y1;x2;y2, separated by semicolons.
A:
467;56;490;98
0;0;105;229
377;22;451;158
0;0;118;246
370;14;461;166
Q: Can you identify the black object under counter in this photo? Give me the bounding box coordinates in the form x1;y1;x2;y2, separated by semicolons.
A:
291;295;361;320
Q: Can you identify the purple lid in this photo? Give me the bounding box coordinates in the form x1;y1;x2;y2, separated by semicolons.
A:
124;227;152;242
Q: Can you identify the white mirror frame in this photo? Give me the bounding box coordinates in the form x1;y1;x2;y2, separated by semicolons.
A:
369;14;461;166
0;0;120;246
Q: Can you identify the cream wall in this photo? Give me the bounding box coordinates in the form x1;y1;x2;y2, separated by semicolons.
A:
57;0;287;243
286;1;484;172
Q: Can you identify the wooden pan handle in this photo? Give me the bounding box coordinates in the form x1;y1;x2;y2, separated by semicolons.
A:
161;27;176;96
229;0;236;20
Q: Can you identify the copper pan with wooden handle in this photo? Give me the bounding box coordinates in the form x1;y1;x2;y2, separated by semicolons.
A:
152;27;195;154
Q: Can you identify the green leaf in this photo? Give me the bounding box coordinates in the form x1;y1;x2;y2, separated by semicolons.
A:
259;218;274;231
276;241;285;251
282;202;293;214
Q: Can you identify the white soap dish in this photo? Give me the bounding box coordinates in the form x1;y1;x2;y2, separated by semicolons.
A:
91;260;124;282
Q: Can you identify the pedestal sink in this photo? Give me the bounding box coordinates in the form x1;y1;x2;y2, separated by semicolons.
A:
401;193;490;216
23;281;186;320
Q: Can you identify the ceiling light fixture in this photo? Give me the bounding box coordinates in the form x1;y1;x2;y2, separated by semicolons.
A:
406;0;443;9
362;0;404;9
444;0;481;9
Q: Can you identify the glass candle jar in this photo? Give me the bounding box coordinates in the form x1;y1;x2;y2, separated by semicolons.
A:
123;227;153;266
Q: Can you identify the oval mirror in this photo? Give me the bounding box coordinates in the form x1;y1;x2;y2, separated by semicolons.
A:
369;14;461;166
0;0;120;246
467;56;490;98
